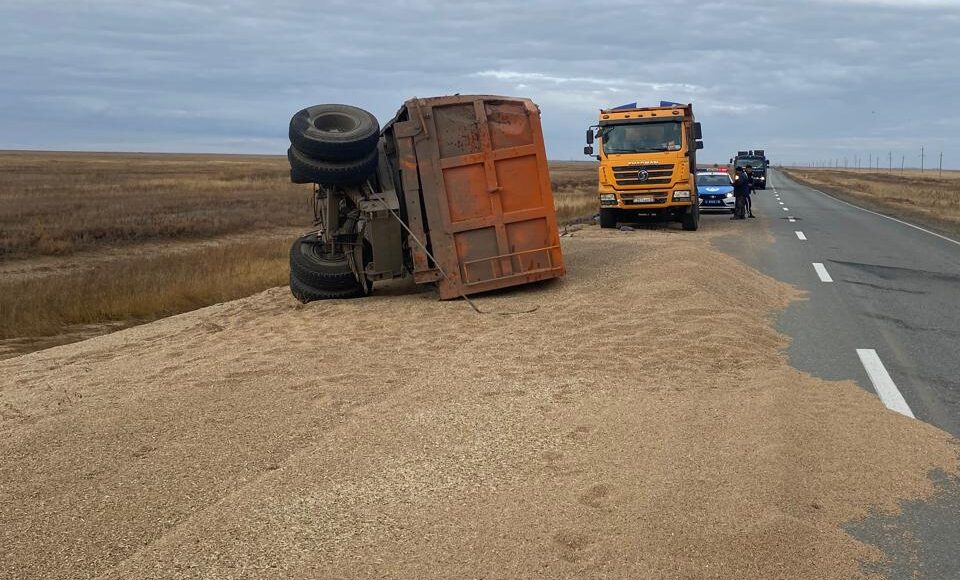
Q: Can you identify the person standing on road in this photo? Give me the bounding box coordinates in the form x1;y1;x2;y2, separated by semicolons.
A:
744;164;756;218
731;165;751;220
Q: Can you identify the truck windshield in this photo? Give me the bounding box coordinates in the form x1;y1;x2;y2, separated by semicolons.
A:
601;121;683;154
738;158;765;169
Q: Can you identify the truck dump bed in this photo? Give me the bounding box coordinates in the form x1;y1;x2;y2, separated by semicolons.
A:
385;95;565;299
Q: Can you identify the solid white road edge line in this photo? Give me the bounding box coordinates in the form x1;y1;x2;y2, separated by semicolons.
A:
796;231;807;240
856;349;915;418
781;172;960;247
813;262;833;282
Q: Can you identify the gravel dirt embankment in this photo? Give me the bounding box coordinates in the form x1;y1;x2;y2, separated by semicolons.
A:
1;220;957;579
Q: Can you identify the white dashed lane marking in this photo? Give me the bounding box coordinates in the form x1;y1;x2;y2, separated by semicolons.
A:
795;231;807;240
856;349;915;418
813;262;833;282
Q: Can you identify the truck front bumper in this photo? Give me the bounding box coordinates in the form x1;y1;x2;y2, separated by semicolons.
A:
600;193;693;210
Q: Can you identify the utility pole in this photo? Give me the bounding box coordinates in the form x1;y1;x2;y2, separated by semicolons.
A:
921;147;924;173
940;152;943;177
869;153;872;171
889;151;892;172
901;154;905;173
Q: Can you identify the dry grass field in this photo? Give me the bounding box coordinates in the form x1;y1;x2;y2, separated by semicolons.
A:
1;237;289;340
783;167;960;235
549;161;598;224
0;152;312;354
0;151;309;259
0;153;599;356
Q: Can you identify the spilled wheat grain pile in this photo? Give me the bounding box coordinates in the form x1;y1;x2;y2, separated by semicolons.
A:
1;219;957;579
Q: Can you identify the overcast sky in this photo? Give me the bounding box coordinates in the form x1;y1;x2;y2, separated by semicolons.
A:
2;0;959;166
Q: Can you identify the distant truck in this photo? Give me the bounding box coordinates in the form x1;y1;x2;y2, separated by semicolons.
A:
584;103;704;230
731;149;768;189
285;95;566;302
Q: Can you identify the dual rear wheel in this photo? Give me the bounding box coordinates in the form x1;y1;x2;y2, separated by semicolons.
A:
286;105;381;303
288;234;371;302
287;104;381;185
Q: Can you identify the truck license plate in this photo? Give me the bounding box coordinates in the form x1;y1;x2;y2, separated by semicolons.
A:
632;197;654;203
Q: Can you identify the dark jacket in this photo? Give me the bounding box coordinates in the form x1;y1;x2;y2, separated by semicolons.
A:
733;170;753;197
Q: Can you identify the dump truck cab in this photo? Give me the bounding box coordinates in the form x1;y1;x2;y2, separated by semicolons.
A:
585;103;703;230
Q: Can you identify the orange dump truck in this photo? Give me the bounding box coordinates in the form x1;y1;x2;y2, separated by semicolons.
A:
584;103;704;230
286;95;565;302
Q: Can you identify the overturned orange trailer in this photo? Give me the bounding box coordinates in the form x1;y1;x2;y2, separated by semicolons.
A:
286;95;565;301
384;95;565;299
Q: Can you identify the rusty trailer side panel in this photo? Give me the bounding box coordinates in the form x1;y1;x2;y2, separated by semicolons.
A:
392;95;565;299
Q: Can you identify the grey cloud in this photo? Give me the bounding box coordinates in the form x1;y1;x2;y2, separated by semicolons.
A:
1;0;958;166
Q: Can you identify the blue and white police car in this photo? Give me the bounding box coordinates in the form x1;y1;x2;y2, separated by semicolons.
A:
696;171;735;213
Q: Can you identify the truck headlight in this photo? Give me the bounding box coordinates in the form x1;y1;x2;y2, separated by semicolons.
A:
600;194;616;202
673;190;691;200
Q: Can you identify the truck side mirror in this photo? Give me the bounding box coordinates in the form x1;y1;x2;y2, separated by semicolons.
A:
585;129;594;145
729;158;734;164
693;122;702;140
696;141;704;150
584;145;594;156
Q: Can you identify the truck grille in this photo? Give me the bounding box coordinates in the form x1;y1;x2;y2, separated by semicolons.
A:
612;164;675;186
622;191;669;204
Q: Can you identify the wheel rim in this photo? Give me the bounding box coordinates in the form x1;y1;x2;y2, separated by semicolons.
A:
313;112;358;134
300;240;349;266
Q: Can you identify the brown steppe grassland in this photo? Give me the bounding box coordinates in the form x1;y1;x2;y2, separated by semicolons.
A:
0;152;598;356
3;150;959;357
3;151;959;357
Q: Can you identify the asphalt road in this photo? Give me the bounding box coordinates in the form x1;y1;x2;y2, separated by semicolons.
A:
715;168;960;578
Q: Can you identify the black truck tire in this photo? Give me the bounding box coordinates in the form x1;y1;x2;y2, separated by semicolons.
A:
681;202;700;231
599;208;618;229
289;104;380;162
287;145;378;186
289;272;365;303
289;234;364;292
290;165;314;184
